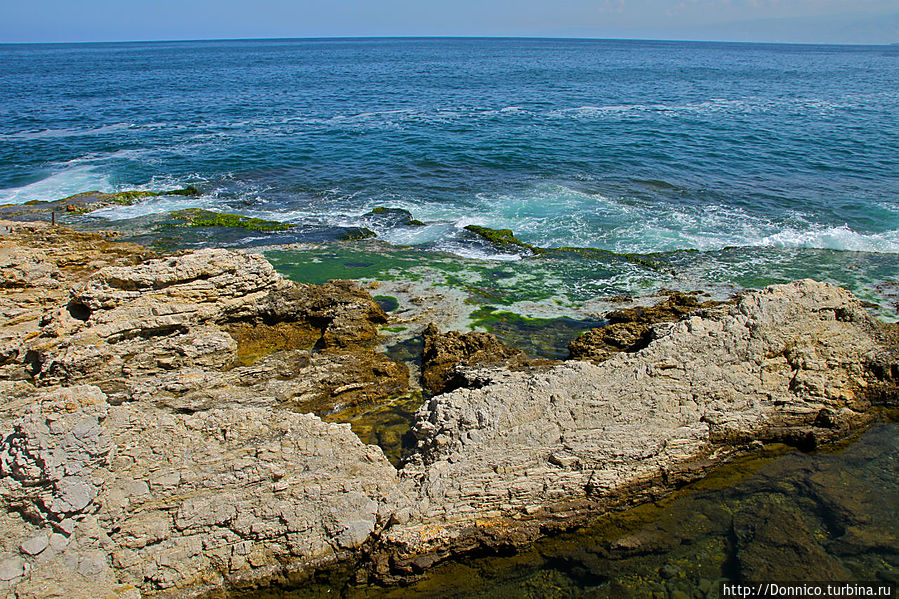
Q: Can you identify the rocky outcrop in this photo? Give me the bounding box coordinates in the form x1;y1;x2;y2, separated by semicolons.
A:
568;291;722;362
383;281;898;571
0;384;409;598
0;221;414;597
2;225;405;409
1;220;898;597
420;324;536;394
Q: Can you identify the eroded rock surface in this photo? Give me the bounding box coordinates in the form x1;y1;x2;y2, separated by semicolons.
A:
1;220;897;597
0;221;412;597
568;291;723;362
385;281;898;571
421;324;538;394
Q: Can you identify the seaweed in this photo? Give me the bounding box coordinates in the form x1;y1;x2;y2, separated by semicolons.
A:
169;208;295;232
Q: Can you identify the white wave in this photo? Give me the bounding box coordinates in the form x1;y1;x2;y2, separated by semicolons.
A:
424;183;899;256
758;225;899;253
0;165;113;205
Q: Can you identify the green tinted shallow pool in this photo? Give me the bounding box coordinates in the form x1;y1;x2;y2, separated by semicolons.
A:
265;242;899;321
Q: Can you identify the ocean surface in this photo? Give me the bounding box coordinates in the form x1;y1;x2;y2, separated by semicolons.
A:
1;38;898;313
2;38;898;597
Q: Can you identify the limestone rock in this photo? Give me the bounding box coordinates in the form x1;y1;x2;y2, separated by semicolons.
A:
568;291;722;362
421;323;531;394
386;280;898;566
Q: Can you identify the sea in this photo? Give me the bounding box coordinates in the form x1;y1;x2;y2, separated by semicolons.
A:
1;38;898;596
1;37;898;317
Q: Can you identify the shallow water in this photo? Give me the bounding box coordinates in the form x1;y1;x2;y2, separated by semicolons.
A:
234;423;899;599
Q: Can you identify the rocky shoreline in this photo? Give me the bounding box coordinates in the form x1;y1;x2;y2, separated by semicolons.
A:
0;220;897;598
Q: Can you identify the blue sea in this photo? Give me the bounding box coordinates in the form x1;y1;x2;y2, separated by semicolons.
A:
2;38;899;597
1;38;897;311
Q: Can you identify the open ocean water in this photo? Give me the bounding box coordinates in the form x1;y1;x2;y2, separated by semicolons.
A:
2;38;898;597
1;38;898;315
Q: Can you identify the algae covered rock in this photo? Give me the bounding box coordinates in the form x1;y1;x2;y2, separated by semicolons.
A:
169;208;295;232
464;225;535;253
421;323;528;394
364;207;426;227
338;227;377;241
0;187;199;220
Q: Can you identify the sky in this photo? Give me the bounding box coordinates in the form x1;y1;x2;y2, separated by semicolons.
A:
1;0;897;44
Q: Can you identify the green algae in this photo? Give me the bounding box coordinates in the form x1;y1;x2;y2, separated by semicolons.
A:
169;208;295;232
266;246;429;285
373;295;400;312
339;227;377;241
464;225;669;271
465;225;536;252
263;241;899;320
469;306;604;359
264;243;660;306
381;326;407;333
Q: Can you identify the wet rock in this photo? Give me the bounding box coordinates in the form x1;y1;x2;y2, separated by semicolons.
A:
363;207;425;228
421;323;530;394
569;292;722;362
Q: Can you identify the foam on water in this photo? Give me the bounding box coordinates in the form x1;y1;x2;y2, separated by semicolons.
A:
0;165;113;205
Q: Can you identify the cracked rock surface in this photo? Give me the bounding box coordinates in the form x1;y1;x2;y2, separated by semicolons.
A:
0;220;897;597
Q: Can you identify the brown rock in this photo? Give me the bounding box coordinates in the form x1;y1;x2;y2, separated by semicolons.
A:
569;291;724;362
421;324;527;394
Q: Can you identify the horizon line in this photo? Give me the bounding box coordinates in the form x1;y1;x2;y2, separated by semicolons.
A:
0;34;894;48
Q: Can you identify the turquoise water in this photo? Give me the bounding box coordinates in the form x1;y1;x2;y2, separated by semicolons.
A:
1;38;897;308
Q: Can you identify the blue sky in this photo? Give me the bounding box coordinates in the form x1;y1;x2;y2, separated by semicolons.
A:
1;0;897;44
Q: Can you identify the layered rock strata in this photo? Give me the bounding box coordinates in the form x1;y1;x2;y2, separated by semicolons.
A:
0;220;897;597
384;281;898;572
